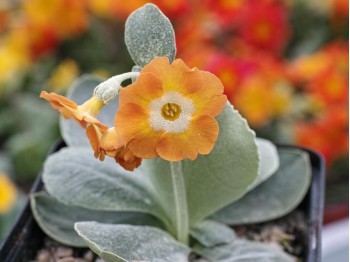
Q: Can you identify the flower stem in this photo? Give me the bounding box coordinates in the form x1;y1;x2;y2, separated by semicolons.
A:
170;161;189;244
94;72;140;104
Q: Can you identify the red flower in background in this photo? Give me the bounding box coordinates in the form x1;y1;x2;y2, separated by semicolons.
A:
236;1;290;54
203;0;245;28
89;0;190;20
0;8;9;33
203;51;291;127
204;53;256;101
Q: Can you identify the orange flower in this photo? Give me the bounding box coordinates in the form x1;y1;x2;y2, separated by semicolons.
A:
23;0;89;39
294;106;348;166
87;126;142;171
115;57;227;162
40;91;107;130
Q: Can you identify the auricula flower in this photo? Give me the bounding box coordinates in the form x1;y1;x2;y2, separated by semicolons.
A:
115;57;227;162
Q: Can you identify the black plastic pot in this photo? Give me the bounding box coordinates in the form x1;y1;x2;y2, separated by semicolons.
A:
0;141;325;262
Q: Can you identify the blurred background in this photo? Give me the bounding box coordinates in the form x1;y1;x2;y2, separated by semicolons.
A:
0;0;348;259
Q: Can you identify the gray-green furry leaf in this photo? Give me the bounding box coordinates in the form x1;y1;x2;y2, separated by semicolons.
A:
42;147;170;228
190;220;235;248
211;148;311;225
75;222;190;262
247;138;279;191
125;3;176;67
30;192;163;247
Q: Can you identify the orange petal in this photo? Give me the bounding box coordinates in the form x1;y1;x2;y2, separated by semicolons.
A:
115;103;160;158
86;124;105;160
156;133;198;161
188;115;219;155
187;70;227;117
143;57;202;95
126;136;160;159
119;73;163;108
100;128;124;152
142;57;173;81
116;153;142;171
40;91;78;108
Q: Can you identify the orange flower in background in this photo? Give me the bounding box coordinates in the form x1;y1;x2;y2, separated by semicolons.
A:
115;57;227;162
233;75;274;127
306;68;348;105
295;106;348;165
40;91;106;130
0;173;17;214
23;0;89;39
288;41;348;84
87;126;142;171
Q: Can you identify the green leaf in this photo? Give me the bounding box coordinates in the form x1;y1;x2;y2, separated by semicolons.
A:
193;239;295;262
247;138;279;191
140;103;259;227
184;104;259;224
125;3;176;67
60;75;119;147
211;148;312;224
190;220;235;248
42;147;170;229
75;222;190;262
30;192;163;247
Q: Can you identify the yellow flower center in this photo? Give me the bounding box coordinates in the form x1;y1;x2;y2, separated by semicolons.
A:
161;103;182;121
149;91;194;134
254;22;271;41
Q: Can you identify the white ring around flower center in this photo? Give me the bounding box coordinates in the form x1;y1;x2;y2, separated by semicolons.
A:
149;92;194;134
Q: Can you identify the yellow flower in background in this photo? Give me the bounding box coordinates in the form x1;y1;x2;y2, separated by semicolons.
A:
115;57;227;162
0;173;17;214
0;29;30;90
234;75;292;127
46;59;80;93
234;75;273;127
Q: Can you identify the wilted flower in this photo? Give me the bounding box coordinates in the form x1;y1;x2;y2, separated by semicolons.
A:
86;126;142;171
40;91;106;130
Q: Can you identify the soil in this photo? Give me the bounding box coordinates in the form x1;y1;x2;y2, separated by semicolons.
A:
232;210;307;260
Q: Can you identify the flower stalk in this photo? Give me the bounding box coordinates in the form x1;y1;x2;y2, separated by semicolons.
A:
170;161;189;244
94;72;140;104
